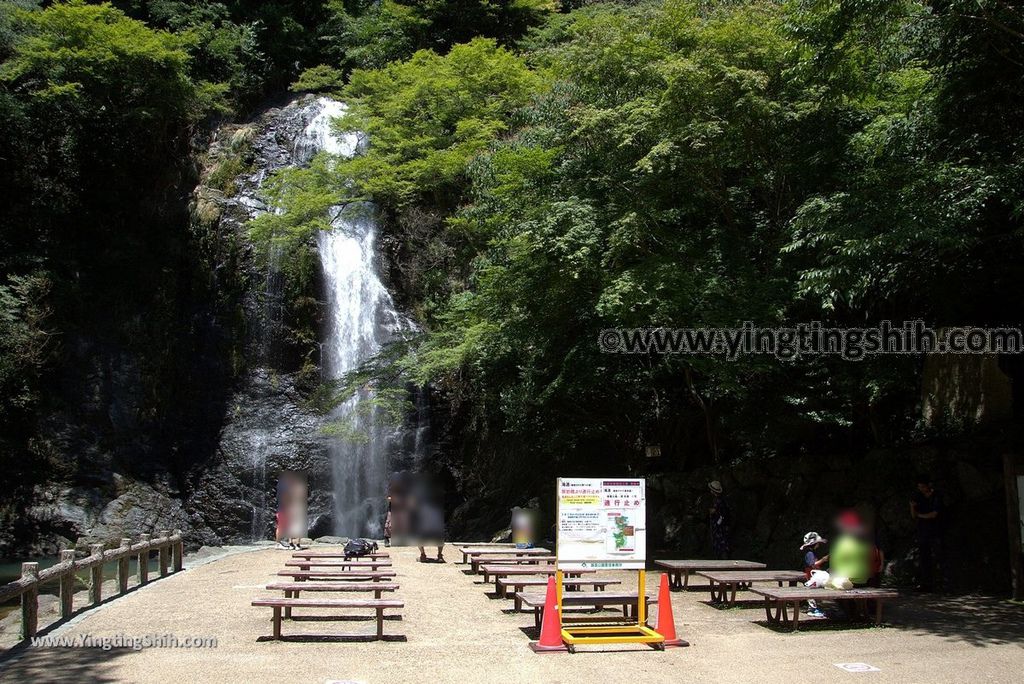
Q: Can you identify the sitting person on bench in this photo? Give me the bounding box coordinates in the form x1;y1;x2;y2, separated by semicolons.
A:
800;531;829;618
829;510;872;619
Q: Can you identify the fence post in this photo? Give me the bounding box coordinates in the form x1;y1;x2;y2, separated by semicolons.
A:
89;543;104;606
20;562;39;639
118;538;131;593
172;529;183;572
137;534;150;585
59;550;76;618
159;530;171;577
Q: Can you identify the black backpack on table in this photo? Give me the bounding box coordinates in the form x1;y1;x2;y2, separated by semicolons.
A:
343;538;379;560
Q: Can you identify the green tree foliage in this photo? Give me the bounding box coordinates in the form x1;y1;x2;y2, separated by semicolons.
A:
252;38;539;268
0;0;205;226
254;0;1022;485
316;0;554;71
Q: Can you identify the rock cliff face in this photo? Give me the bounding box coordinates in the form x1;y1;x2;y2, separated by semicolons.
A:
3;97;339;556
182;97;340;545
188;369;332;545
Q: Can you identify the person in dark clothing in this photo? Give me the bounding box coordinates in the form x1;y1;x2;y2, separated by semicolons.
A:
800;531;829;617
910;475;944;592
708;481;731;559
383;497;393;548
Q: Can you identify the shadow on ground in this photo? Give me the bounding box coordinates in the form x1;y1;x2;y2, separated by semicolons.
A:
890;593;1024;647
256;634;408;643
0;644;134;683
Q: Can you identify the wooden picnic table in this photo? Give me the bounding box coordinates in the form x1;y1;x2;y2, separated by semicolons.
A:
655;559;767;590
694;569;806;606
459;547;551;564
277;570;396;582
264;582;399;618
497;577;622;603
518;591;657;630
252;597;403;640
470;555;555;573
285;559;392;571
292;551;389;559
750;586;899;631
266;582;399;600
478;564;594;589
502;578;622;608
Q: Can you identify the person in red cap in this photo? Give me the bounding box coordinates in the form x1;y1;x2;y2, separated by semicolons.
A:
829;510;871;586
829;510;874;620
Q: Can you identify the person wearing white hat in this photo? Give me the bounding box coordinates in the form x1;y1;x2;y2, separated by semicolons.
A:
708;481;731;559
801;531;829;617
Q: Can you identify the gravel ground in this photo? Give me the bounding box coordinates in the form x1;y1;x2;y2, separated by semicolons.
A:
0;545;1020;683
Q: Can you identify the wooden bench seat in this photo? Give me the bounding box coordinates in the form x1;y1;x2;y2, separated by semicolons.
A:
750;586;899;631
277;570;396;582
469;555;555;573
478;564;594;588
264;582;399;619
517;591;658;629
459;547;551;564
496;577;622;602
252;598;404;639
654;559;767;590
285;559;392;571
694;570;806;606
266;582;398;599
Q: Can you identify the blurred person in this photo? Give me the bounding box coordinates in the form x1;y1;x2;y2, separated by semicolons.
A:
383;497;393;548
279;471;308;551
829;510;871;586
275;476;290;549
830;510;872;620
910;475;943;592
708;481;731;559
411;490;446;562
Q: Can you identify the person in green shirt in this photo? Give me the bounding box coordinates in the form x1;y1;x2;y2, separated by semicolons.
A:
829;511;872;586
828;510;874;621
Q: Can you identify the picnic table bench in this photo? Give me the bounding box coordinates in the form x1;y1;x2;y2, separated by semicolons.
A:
751;586;899;631
264;582;399;618
266;582;399;600
497;577;622;603
251;597;403;640
470;555;555;573
518;591;658;630
292;551;389;559
694;570;806;606
277;570;396;582
479;564;593;587
285;559;392;571
655;559;767;590
460;547;550;564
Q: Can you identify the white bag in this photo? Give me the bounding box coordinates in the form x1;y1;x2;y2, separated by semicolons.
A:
806;569;829;588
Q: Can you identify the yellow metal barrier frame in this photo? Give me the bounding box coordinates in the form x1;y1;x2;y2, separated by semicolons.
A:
556;569;666;650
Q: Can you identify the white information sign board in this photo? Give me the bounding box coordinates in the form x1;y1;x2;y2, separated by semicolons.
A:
556;478;646;570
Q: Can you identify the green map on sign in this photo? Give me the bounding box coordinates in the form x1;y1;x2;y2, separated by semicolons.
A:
612;516;629;549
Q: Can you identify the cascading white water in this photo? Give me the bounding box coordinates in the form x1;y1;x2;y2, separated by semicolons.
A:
299;98;406;537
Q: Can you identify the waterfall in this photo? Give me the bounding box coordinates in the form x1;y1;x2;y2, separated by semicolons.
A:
299;98;408;538
225;95;419;541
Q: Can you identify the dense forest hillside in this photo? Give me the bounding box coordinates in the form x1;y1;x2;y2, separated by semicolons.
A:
0;1;1021;590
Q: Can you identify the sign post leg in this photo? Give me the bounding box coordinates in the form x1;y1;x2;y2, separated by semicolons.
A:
637;569;646;625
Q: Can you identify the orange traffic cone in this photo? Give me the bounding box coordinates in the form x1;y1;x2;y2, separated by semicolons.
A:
654;573;689;647
528;576;568;653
